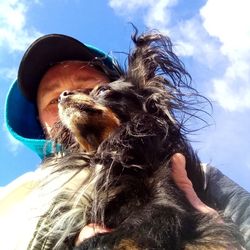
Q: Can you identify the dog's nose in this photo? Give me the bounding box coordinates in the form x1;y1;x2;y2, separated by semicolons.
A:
58;90;74;102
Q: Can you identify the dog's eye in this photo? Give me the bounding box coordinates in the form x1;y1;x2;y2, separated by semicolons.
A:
95;85;110;96
145;99;158;114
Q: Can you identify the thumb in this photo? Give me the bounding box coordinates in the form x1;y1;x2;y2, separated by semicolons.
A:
171;153;218;215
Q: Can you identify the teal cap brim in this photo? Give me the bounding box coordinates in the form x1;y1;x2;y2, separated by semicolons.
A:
5;79;52;158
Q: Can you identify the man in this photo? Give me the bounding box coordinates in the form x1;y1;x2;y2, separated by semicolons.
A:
2;34;250;248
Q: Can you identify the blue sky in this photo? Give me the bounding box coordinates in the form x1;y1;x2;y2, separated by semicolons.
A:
0;0;249;192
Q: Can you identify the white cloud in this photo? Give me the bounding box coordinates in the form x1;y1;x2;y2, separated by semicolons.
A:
109;0;214;60
210;61;250;111
109;0;178;30
0;67;17;80
171;17;223;67
144;0;177;29
109;0;154;11
109;0;250;112
200;0;250;111
109;0;177;12
0;0;42;53
200;0;250;59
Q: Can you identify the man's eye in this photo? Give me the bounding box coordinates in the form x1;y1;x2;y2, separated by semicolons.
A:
49;98;59;105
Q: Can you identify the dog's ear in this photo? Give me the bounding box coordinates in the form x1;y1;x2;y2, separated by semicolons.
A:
126;30;211;133
144;92;176;125
127;31;191;90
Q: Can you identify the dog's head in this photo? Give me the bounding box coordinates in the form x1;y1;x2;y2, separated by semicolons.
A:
57;87;120;152
52;31;209;154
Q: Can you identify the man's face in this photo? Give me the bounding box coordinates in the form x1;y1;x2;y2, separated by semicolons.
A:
37;61;109;137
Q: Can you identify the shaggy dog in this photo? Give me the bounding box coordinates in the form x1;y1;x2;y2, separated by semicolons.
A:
36;31;244;250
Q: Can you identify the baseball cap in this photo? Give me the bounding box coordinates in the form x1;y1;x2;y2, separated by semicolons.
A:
5;34;119;159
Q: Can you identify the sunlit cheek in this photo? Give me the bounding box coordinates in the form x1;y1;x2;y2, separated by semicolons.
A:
39;106;59;137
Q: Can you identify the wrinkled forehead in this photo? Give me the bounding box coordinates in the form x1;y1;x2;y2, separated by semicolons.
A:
42;60;106;78
38;61;109;93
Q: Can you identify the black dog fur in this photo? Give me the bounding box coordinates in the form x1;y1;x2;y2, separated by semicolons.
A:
42;31;244;249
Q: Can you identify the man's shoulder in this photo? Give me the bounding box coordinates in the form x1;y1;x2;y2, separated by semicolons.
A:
0;170;42;215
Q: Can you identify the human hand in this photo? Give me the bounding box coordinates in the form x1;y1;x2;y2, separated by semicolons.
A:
75;223;111;247
171;153;218;215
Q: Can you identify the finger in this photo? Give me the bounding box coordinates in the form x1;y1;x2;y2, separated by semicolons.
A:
171;153;219;216
171;153;192;185
75;223;112;246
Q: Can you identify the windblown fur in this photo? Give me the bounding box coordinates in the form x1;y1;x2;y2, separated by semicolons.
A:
35;30;244;250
